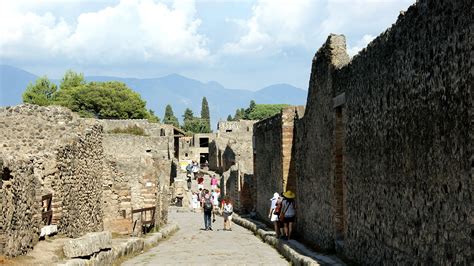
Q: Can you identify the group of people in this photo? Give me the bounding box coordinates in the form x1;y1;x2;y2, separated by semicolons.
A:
192;188;233;231
268;190;296;240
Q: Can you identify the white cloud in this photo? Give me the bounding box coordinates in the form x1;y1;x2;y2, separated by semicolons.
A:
221;0;413;56
0;0;209;63
347;34;375;57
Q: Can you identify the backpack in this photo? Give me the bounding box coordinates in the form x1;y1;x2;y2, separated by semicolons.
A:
203;198;213;211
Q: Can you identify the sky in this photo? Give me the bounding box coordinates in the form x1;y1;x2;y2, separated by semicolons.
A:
0;0;415;90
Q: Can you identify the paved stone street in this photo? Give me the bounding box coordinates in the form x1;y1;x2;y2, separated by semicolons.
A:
122;207;289;265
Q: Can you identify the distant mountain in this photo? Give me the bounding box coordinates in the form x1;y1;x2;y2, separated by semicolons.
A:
0;65;38;106
0;65;308;127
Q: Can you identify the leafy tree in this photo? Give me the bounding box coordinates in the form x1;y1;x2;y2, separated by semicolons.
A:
247;104;289;120
60;70;86;90
183;118;209;133
22;76;57;106
183;108;194;122
227;114;233;121
163;104;179;127
233;108;243;120
244;100;256;119
67;81;149;119
147;109;160;123
55;70;86;106
200;97;211;132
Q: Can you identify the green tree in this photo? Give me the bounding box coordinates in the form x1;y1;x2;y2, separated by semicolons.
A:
55;70;86;106
234;108;243;120
183;108;194;122
163;104;179;127
227;114;233;121
200;97;211;132
22;76;57;106
247;104;289;120
244;100;256;119
67;81;149;119
147;109;160;123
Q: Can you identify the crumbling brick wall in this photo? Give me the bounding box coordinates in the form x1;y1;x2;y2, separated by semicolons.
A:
295;0;471;264
0;104;104;256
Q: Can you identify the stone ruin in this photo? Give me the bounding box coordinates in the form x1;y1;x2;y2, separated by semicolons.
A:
208;120;257;212
0;104;104;257
0;105;176;257
252;0;471;264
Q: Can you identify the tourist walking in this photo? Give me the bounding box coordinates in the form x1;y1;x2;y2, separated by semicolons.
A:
210;175;218;190
191;192;199;212
268;192;281;238
197;175;204;190
202;190;213;230
279;191;296;240
221;197;233;231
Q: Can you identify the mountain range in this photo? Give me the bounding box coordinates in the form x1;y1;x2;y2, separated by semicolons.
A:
0;65;308;127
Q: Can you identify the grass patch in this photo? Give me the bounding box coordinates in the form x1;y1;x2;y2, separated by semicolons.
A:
109;125;147;136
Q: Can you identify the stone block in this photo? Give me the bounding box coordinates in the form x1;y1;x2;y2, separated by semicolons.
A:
40;225;58;238
63;231;112;258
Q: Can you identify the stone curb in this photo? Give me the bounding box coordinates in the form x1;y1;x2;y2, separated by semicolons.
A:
232;215;345;266
60;223;179;266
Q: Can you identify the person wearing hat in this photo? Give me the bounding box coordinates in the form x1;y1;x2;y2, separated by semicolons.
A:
280;190;296;240
268;192;281;238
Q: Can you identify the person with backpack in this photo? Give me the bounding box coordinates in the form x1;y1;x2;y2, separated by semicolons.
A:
279;190;296;240
221;197;233;231
201;189;213;230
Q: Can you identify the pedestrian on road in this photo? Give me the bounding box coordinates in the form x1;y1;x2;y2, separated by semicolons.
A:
197;175;204;190
279;190;296;240
192;192;199;212
210;175;218;190
211;189;220;222
221;197;233;231
202;189;213;230
192;161;199;178
268;192;281;238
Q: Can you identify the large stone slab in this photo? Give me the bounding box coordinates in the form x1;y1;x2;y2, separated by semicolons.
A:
63;231;112;258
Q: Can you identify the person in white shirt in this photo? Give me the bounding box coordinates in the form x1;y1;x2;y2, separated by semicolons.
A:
268;192;281;238
221;197;233;231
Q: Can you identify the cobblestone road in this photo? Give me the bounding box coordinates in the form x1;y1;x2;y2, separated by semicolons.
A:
122;207;289;265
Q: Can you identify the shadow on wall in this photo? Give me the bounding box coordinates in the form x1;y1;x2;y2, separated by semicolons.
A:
223;145;236;172
240;173;254;214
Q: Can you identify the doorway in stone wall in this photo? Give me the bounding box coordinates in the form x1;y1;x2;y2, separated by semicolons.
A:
334;104;347;243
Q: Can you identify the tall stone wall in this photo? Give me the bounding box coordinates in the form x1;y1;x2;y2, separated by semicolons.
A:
253;106;303;222
209;121;257;212
295;0;471;264
0;104;104;256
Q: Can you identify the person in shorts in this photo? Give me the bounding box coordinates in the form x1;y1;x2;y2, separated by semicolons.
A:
280;190;296;240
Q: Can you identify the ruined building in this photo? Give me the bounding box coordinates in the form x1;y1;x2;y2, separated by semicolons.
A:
0;104;104;256
0;105;178;257
209;120;257;212
254;0;471;264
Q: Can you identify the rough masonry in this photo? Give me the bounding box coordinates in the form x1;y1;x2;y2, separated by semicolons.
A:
292;0;471;264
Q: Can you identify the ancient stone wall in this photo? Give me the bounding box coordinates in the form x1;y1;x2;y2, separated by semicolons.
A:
102;133;172;235
0;104;104;256
209;121;257;212
253;106;304;221
295;0;471;264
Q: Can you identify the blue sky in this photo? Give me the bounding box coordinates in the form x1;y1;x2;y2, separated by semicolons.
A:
0;0;414;90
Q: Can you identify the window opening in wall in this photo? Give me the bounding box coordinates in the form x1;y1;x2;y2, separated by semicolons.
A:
226;129;232;132
334;106;347;242
185;153;188;157
174;137;180;158
41;194;53;225
247;127;250;132
160;129;166;136
200;153;209;165
199;137;209;147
